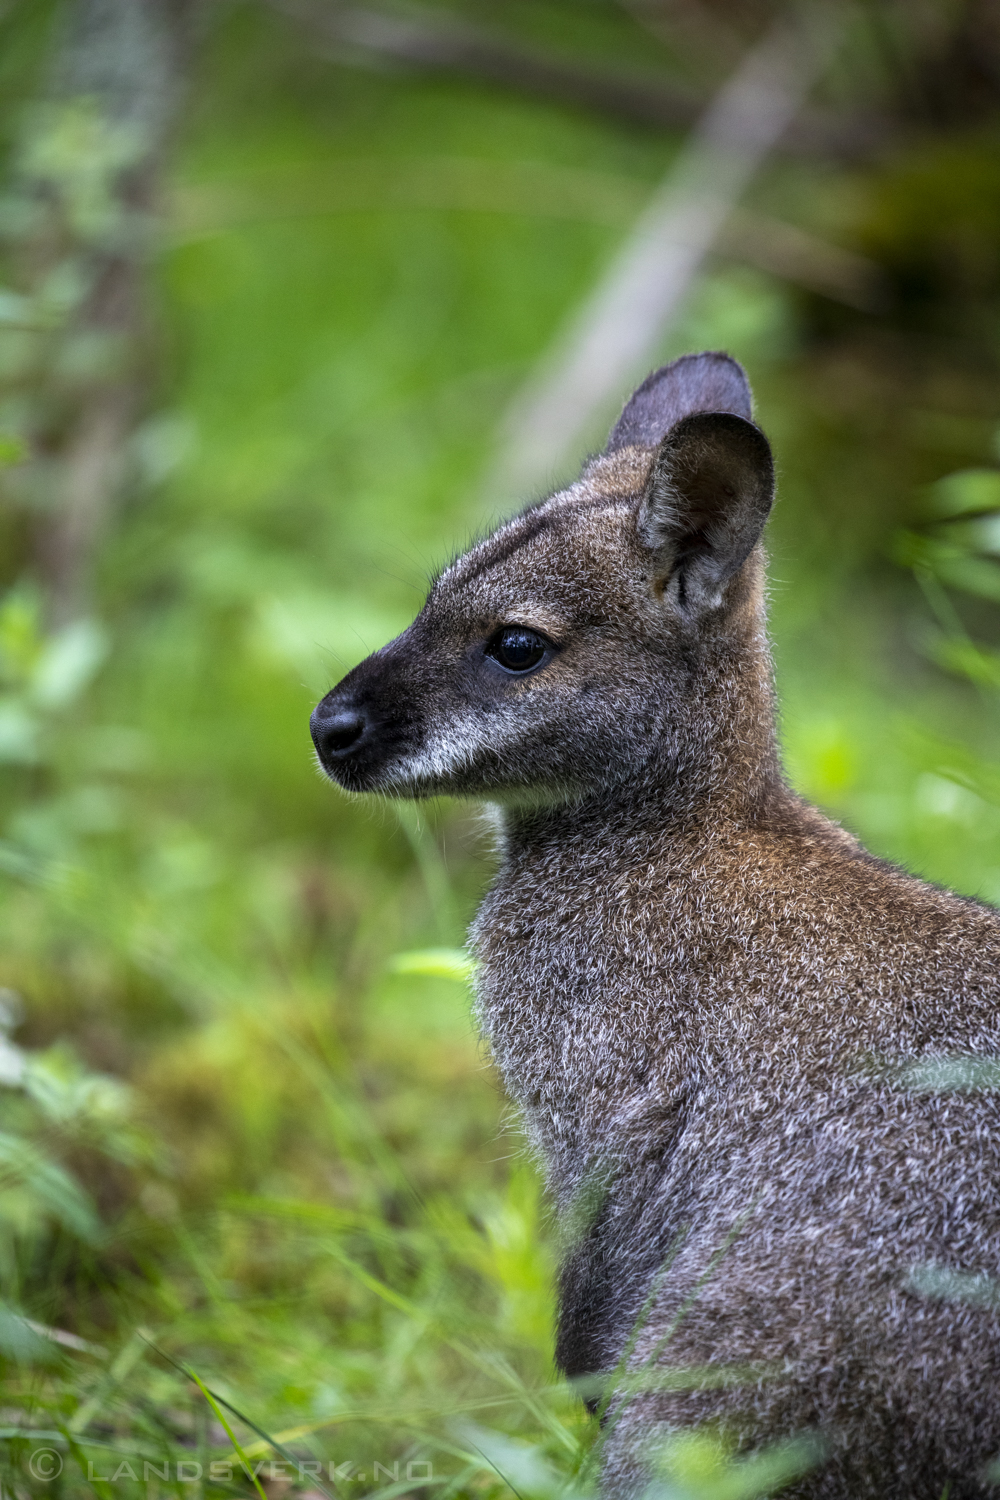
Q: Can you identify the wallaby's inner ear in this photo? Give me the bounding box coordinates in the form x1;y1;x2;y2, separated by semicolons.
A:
638;412;774;611
606;351;752;453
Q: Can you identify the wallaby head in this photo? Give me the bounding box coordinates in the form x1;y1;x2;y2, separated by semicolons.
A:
311;352;776;806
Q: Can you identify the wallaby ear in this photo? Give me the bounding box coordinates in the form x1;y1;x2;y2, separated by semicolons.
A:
637;412;774;611
606;351;752;453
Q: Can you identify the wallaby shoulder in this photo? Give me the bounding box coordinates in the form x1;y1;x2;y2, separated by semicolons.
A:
473;783;1000;1199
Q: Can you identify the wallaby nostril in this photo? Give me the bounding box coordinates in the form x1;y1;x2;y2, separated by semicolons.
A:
328;714;364;752
312;707;367;760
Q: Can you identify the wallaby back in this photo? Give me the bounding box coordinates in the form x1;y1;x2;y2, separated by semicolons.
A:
312;352;1000;1499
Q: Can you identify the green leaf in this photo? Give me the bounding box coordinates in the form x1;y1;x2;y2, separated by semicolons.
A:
931;553;1000;603
0;701;38;763
390;948;477;981
30;619;108;709
907;1263;1000;1310
0;1131;101;1243
647;1429;824;1500
892;1056;1000;1092
922;469;1000;521
0;1303;61;1365
0;433;27;466
937;514;1000;556
187;1367;269;1500
456;1421;561;1498
926;635;1000;691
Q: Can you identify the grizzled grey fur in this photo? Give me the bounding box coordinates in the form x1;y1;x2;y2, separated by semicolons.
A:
311;352;1000;1498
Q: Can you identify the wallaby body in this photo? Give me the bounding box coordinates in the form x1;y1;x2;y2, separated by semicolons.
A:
311;354;1000;1497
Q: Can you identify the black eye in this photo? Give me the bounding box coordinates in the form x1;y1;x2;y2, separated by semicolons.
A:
486;626;549;673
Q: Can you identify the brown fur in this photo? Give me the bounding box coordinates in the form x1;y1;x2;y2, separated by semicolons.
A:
311;352;1000;1497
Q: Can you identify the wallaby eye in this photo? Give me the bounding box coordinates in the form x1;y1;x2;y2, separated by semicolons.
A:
486;626;549;674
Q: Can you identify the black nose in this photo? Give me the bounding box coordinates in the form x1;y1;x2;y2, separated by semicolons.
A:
311;700;368;764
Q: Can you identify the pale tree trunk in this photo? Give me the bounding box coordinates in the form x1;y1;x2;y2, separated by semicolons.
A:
11;0;197;624
489;6;842;500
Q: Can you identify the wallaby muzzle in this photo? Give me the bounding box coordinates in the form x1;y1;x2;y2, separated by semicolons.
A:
310;633;427;792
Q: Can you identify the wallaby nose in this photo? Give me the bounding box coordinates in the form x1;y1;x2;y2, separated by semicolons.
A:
311;700;368;765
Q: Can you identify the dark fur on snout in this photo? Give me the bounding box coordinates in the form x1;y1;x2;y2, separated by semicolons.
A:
313;351;1000;1498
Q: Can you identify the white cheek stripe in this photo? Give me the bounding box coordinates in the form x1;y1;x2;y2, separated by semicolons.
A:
383;713;512;790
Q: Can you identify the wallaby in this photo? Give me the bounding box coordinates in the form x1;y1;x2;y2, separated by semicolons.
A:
310;352;1000;1498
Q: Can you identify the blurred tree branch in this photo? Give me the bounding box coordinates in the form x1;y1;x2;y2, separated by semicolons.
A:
271;0;891;160
491;5;843;497
614;0;748;79
169;156;886;313
0;0;198;625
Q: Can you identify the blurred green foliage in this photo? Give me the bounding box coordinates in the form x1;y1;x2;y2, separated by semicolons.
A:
0;0;997;1494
